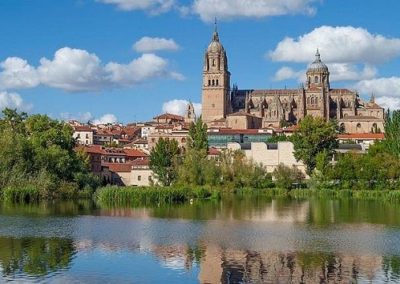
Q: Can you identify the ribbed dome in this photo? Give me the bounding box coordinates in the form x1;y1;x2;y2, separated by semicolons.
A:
307;50;328;73
207;31;224;53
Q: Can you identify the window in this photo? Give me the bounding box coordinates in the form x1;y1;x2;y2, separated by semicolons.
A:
208;79;211;86
77;134;81;138
356;123;362;129
314;76;319;83
212;103;215;108
216;79;219;86
212;80;215;86
86;134;89;139
212;59;215;66
315;97;318;105
138;175;141;181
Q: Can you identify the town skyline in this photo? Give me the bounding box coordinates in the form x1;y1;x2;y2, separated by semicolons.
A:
1;0;400;124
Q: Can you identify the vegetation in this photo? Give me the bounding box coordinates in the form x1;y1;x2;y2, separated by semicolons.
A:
291;116;338;174
0;108;99;201
272;164;305;189
95;185;220;206
310;110;400;191
149;138;179;186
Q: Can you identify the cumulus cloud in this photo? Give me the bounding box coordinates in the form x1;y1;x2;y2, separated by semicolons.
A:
269;26;400;64
274;64;377;83
0;91;32;111
0;47;183;92
38;47;106;92
352;77;400;110
92;113;118;125
273;66;304;81
0;57;39;90
60;111;93;122
105;53;183;85
98;0;175;14
133;37;179;53
162;99;201;117
192;0;318;22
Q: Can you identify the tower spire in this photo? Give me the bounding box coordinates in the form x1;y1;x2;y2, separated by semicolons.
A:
212;17;219;42
315;48;321;62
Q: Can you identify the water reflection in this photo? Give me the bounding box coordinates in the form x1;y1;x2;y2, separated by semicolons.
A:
0;237;75;278
0;197;400;283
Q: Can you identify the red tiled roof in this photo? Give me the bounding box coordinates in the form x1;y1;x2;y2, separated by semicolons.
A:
74;126;93;132
153;113;184;121
208;147;220;156
338;133;385;140
104;163;132;173
124;149;148;157
132;159;150;167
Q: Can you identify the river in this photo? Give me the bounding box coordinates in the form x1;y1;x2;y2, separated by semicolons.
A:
0;196;400;283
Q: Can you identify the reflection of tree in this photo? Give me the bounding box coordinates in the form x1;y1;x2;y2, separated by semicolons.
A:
0;237;75;277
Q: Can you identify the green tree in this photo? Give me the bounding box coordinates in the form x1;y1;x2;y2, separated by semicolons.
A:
383;110;400;157
291;116;338;175
272;163;305;189
150;138;180;186
187;117;208;151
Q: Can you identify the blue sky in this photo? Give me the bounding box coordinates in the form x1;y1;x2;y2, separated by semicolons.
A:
1;0;400;123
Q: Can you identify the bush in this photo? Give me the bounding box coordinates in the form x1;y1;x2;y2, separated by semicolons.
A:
273;164;305;189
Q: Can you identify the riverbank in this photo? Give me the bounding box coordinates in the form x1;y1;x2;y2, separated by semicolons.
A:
94;185;400;207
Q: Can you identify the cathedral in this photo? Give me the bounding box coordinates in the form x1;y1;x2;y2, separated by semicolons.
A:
201;27;385;133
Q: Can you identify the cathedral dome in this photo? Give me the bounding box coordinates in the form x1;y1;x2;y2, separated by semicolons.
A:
207;31;224;53
307;49;328;73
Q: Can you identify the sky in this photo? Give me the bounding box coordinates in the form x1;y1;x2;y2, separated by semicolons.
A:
1;0;400;124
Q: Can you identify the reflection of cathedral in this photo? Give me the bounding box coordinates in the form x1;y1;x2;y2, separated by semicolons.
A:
202;26;385;133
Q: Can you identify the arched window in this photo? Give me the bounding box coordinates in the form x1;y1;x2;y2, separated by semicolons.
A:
314;76;319;83
311;97;315;104
340;123;345;132
356;123;362;129
216;79;219;86
315;97;318;105
212;59;216;66
212;79;215;86
208;80;211;86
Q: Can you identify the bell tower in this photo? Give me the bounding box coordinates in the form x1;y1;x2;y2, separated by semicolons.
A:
201;21;231;124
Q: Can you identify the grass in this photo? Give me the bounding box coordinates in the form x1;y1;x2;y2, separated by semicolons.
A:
94;185;221;207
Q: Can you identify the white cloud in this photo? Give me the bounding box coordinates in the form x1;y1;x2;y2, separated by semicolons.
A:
60;111;93;122
269;26;400;64
98;0;175;14
353;77;400;110
192;0;318;22
273;66;304;81
162;99;201;117
0;57;39;90
354;77;400;98
133;37;179;53
92;113;118;125
38;47;106;92
105;53;183;85
0;91;32;111
375;96;400;111
0;47;183;92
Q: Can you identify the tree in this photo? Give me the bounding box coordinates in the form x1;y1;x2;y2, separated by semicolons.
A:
383;110;400;157
150;138;179;186
291;116;338;175
187;116;208;151
272;164;305;189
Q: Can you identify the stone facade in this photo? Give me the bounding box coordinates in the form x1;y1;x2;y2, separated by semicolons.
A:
227;142;307;175
202;30;385;133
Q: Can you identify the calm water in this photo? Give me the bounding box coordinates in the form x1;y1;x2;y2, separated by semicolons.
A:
1;197;400;283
